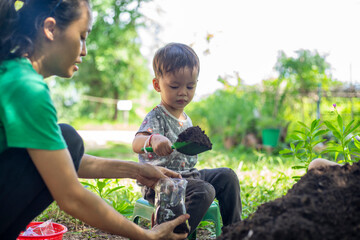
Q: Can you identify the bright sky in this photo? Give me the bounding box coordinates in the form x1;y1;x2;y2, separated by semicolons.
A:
138;0;360;98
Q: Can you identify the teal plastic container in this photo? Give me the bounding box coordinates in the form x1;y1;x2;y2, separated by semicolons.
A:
262;128;280;147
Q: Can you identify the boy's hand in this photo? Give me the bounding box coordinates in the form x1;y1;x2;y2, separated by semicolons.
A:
151;134;173;156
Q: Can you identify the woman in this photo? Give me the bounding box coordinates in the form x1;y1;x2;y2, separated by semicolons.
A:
0;1;189;239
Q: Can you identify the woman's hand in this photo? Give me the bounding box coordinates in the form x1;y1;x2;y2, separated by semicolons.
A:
136;163;180;188
144;214;190;240
156;166;181;179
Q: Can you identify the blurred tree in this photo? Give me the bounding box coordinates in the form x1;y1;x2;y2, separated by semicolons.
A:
275;49;334;94
274;49;336;121
58;0;152;121
188;74;258;149
258;77;287;125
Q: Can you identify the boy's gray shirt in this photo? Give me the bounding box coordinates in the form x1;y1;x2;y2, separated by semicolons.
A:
137;104;198;174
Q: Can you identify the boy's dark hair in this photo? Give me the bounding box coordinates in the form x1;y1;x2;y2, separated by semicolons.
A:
0;0;91;63
153;43;200;78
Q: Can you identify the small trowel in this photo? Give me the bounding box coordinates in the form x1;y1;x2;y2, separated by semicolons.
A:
142;126;212;156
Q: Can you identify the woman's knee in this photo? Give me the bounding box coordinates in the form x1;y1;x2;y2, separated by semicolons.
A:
59;124;84;170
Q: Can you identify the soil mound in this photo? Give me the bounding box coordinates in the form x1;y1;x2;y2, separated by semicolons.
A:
217;162;360;240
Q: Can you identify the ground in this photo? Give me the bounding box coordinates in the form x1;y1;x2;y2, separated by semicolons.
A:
57;216;214;240
63;227;127;240
62;227;213;240
217;162;360;240
61;226;213;240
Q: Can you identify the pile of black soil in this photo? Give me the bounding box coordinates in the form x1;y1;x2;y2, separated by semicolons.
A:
176;126;212;150
218;162;360;240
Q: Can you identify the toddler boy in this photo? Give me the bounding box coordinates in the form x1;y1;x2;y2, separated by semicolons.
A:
132;43;242;234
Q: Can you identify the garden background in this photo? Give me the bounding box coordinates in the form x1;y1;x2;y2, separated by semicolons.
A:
35;0;360;239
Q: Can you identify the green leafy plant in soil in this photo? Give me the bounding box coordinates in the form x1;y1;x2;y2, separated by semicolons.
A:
281;104;360;180
322;104;360;163
280;119;328;180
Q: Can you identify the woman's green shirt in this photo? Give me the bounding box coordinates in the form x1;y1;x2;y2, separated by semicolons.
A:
0;58;66;154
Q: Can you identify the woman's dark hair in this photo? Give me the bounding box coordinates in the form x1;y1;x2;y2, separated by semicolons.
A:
153;43;200;78
0;0;90;63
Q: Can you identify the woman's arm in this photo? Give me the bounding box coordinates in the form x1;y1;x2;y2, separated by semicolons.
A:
78;154;181;188
27;148;186;240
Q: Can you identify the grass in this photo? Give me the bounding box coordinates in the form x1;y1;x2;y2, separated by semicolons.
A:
196;146;300;219
35;142;303;236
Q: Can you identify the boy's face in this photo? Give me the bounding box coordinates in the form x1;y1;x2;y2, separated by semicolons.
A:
153;67;198;114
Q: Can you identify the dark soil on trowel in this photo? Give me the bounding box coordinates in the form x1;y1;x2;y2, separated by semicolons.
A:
176;126;212;149
217;162;360;240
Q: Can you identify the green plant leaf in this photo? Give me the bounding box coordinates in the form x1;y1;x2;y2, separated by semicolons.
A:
333;131;342;141
295;142;303;152
298;121;309;130
337;114;343;132
289;134;302;141
104;186;124;198
97;180;107;192
313;129;329;138
280;149;293;154
349;151;360;157
290;142;295;151
347;121;360;136
320;150;333;154
354;138;360;149
344;138;353;147
310;139;326;149
80;181;93;186
294;130;306;136
323;145;343;151
324;120;337;132
295;152;306;157
321;148;342;155
344;120;355;136
291;165;306;169
80;181;95;189
310;119;319;132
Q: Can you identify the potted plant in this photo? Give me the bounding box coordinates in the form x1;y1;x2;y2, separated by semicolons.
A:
257;116;283;147
256;77;289;148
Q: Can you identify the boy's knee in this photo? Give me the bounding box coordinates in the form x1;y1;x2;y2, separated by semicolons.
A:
203;182;216;201
193;181;216;203
219;168;240;185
